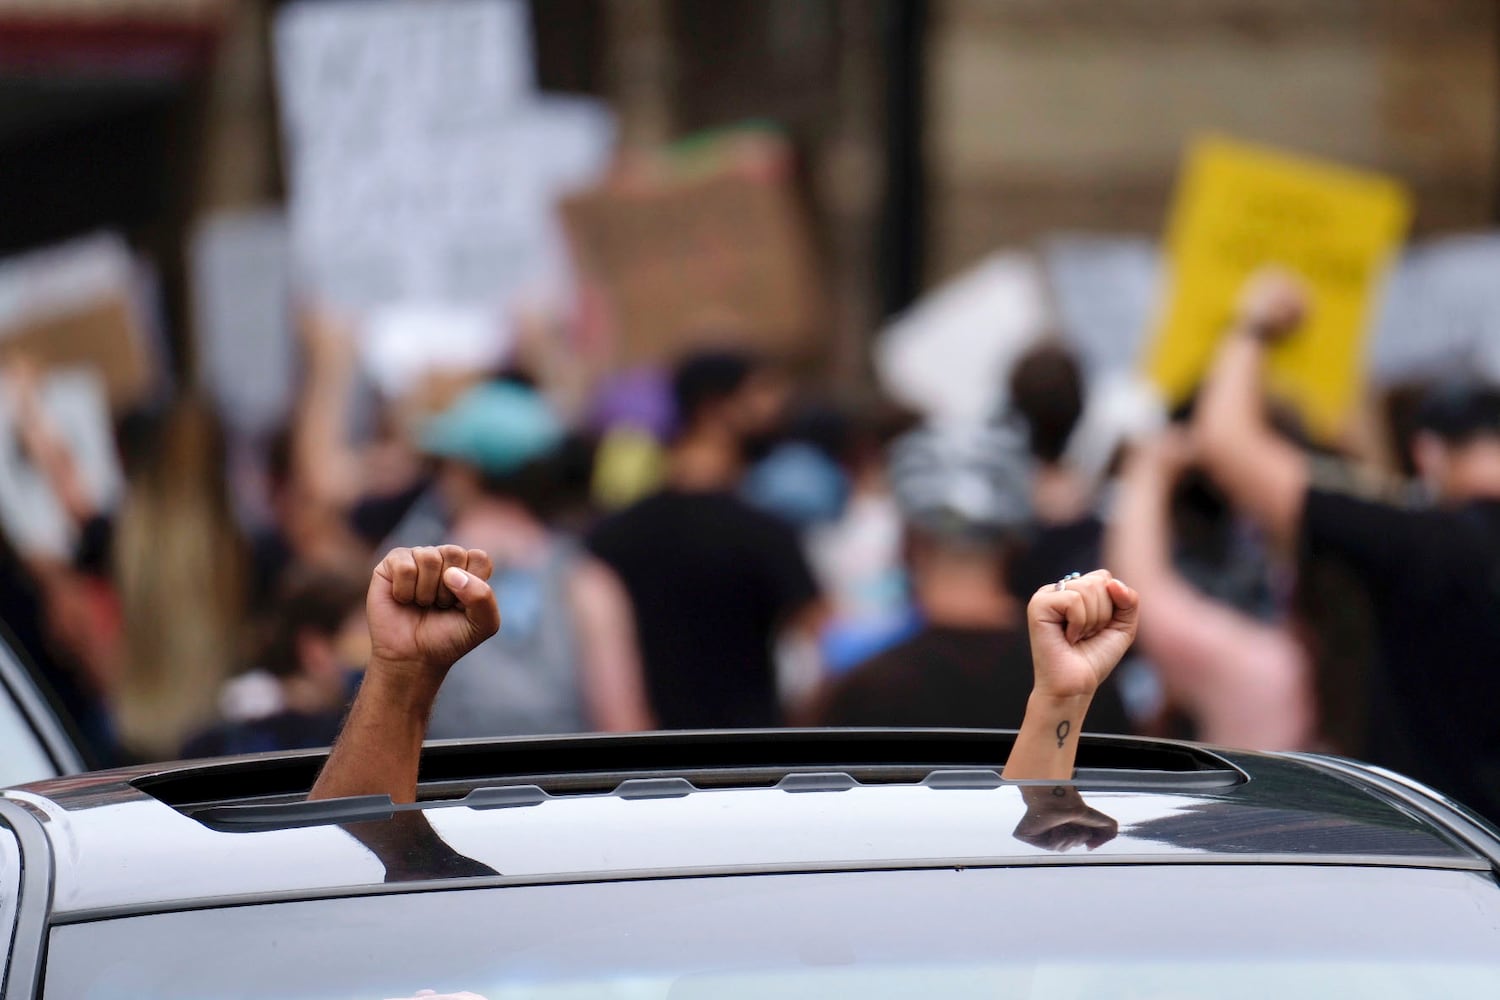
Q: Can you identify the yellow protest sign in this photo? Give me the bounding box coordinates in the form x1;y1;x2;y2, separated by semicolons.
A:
1146;136;1410;439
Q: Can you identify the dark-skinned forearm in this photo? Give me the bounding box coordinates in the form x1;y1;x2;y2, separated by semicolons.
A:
309;664;440;803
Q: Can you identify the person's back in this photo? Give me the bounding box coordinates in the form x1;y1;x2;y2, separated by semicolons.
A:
816;624;1132;734
428;536;589;738
589;488;816;727
816;421;1132;735
1194;270;1500;820
1301;492;1500;815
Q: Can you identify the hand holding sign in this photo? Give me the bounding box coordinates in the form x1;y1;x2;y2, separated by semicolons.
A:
1146;136;1410;440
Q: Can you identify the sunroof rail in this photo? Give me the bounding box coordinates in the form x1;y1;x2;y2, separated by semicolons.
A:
187;763;1245;833
137;728;1246;814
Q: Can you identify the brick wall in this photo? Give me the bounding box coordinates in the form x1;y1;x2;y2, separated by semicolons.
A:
926;0;1499;283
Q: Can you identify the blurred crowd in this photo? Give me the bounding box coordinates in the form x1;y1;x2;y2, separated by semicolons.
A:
5;264;1500;826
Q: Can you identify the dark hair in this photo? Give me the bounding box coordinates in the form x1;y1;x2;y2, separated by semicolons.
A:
479;452;566;520
672;349;757;429
259;565;366;679
1413;381;1500;445
1009;344;1084;464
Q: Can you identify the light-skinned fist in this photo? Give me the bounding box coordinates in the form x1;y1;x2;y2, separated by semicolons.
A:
1027;569;1139;701
367;545;499;688
1235;266;1309;343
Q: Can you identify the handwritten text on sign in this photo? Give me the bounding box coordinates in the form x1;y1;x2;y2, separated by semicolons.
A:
1146;136;1410;439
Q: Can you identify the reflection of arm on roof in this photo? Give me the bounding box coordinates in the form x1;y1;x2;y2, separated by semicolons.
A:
1106;435;1314;751
341;810;499;883
1013;784;1118;852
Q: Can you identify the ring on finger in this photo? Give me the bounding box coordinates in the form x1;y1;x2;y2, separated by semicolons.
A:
1054;571;1083;592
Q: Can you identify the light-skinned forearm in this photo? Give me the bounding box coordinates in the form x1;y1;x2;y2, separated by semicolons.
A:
1193;330;1309;545
1196;330;1269;462
1105;454;1176;596
308;663;440;803
1002;692;1095;781
292;316;362;508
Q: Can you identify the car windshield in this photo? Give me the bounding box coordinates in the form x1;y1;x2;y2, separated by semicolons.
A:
46;863;1500;999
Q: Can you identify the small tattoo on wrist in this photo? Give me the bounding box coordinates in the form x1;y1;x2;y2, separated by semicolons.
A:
1055;720;1071;748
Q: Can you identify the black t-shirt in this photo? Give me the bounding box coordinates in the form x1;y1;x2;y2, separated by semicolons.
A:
1302;488;1500;822
587;489;820;728
813;625;1132;735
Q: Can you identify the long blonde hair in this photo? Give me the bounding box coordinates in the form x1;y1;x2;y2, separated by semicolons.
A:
113;396;246;760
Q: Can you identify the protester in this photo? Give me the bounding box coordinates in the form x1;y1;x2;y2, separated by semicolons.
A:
1105;429;1317;750
813;423;1132;734
2;359;122;759
1002;344;1112;600
307;545;1139;800
798;400;917;674
1194;266;1500;821
181;565;368;757
588;349;824;728
1008;343;1091;524
415;381;652;737
112;396;249;762
0;531;113;765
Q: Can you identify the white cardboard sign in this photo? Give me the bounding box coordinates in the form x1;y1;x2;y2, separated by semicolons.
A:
275;0;615;316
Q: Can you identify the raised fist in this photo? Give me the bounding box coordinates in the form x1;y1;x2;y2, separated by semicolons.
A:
366;545;499;688
1235;266;1309;343
1027;570;1139;702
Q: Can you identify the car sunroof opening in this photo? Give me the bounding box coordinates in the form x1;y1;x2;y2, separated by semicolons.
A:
135;728;1247;829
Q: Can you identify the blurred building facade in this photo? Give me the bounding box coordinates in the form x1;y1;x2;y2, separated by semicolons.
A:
1;0;1496;379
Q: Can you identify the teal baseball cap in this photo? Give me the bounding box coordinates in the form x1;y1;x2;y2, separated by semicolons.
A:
420;381;566;476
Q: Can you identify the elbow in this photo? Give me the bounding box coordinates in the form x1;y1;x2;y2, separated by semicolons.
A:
1190;408;1230;475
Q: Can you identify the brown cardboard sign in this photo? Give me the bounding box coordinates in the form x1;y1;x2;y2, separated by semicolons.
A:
0;236;154;412
562;136;825;365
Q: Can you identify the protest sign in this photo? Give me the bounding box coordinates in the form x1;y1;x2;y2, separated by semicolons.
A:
0;234;153;412
561;132;825;365
362;303;512;399
274;0;534;154
1146;136;1410;439
275;0;615;323
191;209;297;435
1043;234;1160;382
0;368;124;559
874;252;1048;423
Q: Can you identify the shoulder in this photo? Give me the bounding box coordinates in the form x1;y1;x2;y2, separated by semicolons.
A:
722;494;808;548
567;556;631;610
833;632;935;691
587;494;668;551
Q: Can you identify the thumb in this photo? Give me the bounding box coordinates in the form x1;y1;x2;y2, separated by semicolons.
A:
442;566;501;642
1105;578;1140;634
